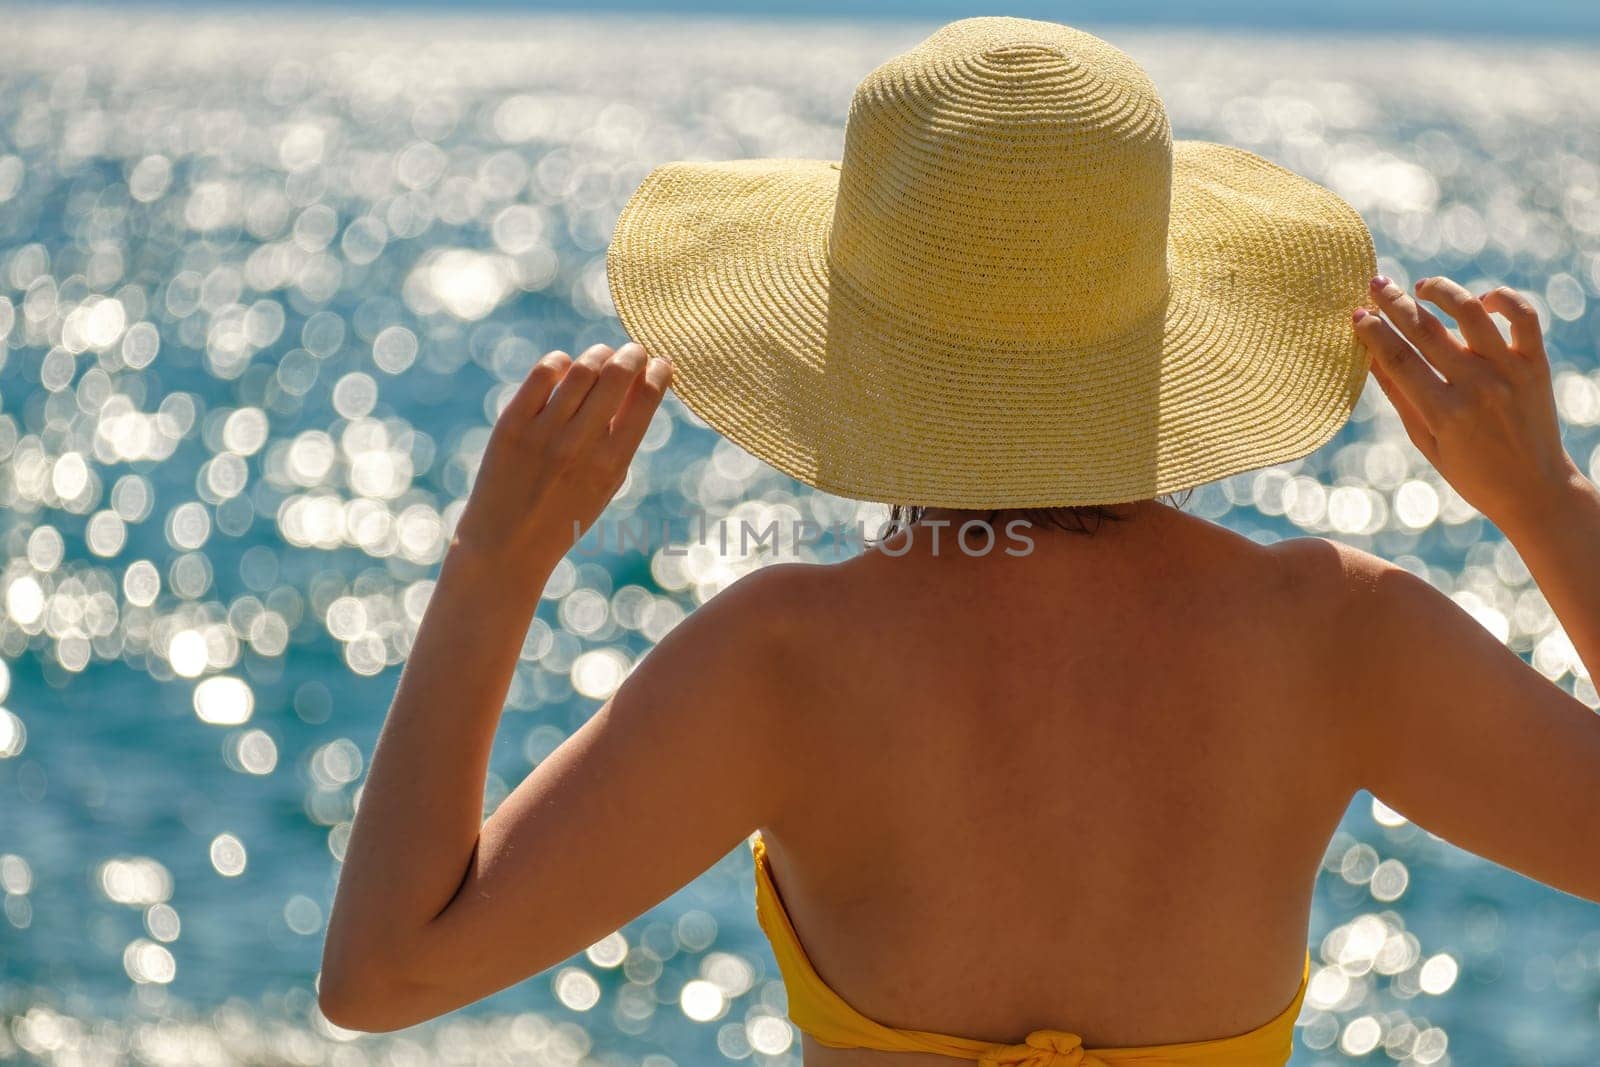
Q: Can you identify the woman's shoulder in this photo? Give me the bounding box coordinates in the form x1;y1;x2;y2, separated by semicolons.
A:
677;555;900;682
1259;533;1455;705
1263;534;1413;600
703;559;847;617
667;560;851;671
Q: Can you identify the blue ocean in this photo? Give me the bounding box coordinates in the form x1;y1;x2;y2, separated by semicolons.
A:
3;6;1600;1064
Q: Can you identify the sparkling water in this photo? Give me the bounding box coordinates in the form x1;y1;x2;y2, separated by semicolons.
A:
3;9;1600;1065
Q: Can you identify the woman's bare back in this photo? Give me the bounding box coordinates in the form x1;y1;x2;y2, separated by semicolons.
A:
757;502;1355;1060
321;278;1600;1058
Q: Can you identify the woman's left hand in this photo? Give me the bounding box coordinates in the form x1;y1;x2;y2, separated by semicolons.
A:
452;341;672;568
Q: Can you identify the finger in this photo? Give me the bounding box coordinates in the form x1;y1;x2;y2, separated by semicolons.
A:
1354;309;1450;415
499;351;572;423
543;343;614;422
1413;276;1507;357
608;354;673;460
1367;358;1439;461
1480;286;1548;360
570;342;648;439
1369;275;1475;379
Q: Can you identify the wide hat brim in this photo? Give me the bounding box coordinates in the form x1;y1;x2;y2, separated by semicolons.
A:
606;142;1377;508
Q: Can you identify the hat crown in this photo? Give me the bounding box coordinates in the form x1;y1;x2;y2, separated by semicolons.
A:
829;18;1174;346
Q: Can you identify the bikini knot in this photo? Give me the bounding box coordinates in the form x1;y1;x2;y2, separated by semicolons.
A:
978;1029;1086;1067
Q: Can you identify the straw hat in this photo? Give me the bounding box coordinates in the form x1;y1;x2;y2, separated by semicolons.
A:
606;16;1376;508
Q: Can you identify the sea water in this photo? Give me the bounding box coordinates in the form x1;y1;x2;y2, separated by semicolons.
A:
2;9;1600;1065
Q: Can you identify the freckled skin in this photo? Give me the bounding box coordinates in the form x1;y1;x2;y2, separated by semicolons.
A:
322;281;1600;1058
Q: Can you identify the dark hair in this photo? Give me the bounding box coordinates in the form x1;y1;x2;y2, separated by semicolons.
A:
877;488;1194;542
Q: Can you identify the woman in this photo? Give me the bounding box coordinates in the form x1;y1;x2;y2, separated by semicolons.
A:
319;17;1600;1066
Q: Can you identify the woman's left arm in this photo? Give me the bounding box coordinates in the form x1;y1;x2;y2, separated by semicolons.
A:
318;342;797;1032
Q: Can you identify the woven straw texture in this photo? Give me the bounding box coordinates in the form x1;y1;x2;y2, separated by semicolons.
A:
606;16;1378;508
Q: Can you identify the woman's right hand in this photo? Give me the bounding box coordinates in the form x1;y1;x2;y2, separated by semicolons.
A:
1339;274;1600;908
1354;273;1585;535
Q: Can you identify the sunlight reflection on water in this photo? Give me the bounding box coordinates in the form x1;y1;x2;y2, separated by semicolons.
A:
2;9;1600;1065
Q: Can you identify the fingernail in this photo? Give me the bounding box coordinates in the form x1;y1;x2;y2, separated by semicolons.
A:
1370;275;1392;291
1352;308;1369;323
1413;277;1427;290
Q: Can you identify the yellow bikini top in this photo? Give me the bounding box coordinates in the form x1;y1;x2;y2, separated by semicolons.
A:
751;834;1309;1067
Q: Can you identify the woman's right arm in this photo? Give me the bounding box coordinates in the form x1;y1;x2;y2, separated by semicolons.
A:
1333;274;1600;902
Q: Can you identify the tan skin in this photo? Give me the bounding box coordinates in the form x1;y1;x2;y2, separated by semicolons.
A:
320;275;1600;1062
